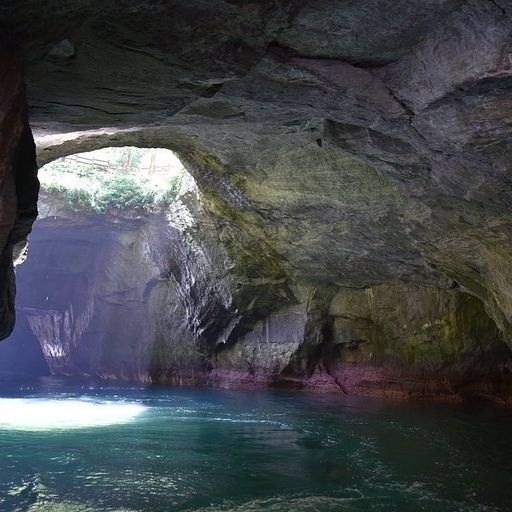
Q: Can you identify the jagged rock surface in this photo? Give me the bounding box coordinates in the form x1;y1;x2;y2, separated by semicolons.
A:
0;51;38;340
11;189;511;401
16;186;209;382
1;1;512;399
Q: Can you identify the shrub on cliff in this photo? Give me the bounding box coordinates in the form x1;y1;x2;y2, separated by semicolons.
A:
40;147;186;214
98;175;154;211
43;183;100;213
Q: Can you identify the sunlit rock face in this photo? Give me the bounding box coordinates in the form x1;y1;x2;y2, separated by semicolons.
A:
15;188;512;402
15;186;203;382
1;1;512;399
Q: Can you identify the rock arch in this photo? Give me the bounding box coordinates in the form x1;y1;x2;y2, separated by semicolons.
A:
1;1;512;399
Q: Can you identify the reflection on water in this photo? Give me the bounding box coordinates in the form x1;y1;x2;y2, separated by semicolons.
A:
0;399;144;430
0;377;511;511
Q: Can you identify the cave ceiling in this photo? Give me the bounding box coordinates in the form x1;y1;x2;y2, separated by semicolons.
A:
2;0;512;343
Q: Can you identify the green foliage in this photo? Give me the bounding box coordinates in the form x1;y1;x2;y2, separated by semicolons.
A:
46;160;101;178
40;147;185;214
154;174;182;208
65;188;98;213
98;175;153;211
43;183;100;213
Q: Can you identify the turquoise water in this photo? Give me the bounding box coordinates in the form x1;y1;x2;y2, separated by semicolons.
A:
0;378;511;511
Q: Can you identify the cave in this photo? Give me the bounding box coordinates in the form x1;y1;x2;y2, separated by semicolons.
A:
2;146;194;382
1;2;512;510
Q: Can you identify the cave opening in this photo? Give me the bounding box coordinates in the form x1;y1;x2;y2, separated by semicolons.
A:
0;146;196;383
3;1;512;508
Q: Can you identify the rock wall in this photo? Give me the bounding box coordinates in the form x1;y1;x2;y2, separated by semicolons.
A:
16;189;199;381
1;1;512;401
4;0;510;346
0;50;38;339
13;187;511;402
211;284;512;401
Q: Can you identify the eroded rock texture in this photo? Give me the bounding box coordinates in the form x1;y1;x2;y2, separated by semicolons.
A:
1;0;512;400
11;185;510;402
214;285;512;400
16;194;200;382
0;51;38;340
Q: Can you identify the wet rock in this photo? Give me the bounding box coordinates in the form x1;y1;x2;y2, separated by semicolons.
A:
209;284;512;401
47;39;75;60
0;1;512;400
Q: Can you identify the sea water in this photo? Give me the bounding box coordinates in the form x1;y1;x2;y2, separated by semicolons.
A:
0;377;510;511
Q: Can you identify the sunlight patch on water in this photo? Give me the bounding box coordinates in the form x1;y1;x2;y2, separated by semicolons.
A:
0;398;144;430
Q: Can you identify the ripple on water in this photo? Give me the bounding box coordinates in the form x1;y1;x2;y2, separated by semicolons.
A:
183;494;392;512
0;384;511;512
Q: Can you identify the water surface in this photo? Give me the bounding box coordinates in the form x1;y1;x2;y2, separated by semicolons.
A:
0;378;511;511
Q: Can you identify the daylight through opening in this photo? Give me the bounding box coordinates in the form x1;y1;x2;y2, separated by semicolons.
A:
40;147;187;215
0;147;194;381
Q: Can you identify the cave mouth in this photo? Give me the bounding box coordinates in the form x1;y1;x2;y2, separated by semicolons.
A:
3;0;512;507
0;146;194;381
2;143;511;398
39;146;188;217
